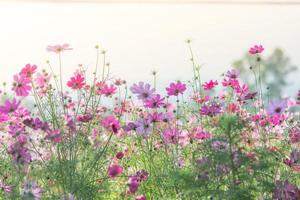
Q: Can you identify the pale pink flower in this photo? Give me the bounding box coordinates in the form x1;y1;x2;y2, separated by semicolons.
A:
46;43;72;53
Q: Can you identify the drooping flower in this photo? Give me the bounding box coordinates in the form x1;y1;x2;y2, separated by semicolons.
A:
12;74;31;96
0;98;21;114
101;115;121;133
166;81;186;96
102;84;117;97
67;73;85;90
130;82;156;100
225;69;239;79
143;94;164;108
107;165;123;178
266;99;287;116
202;80;218;91
249;45;264;55
47;44;72;53
19;64;37;78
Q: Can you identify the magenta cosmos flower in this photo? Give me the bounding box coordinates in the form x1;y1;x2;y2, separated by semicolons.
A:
130;82;156;100
102;84;117;97
67;73;85;90
202;80;218;91
12;74;31;96
166;81;186;96
107;165;123;178
47;43;72;53
0;98;21;114
249;44;264;55
143;94;164;108
19;64;37;78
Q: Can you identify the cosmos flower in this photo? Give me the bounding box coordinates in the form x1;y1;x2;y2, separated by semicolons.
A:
146;112;163;123
200;103;222;117
0;98;21;114
0;113;8;122
143;94;164;108
107;165;123;178
67;73;85;90
162;128;179;144
225;69;239;79
135;118;152;137
202;80;218;91
46;43;72;53
35;72;51;89
166;81;186;96
101;84;117;97
19;64;37;78
192;128;211;140
266;99;287;116
130;82;156;100
249;45;264;55
45;130;62;143
12;74;32;96
297;90;300;105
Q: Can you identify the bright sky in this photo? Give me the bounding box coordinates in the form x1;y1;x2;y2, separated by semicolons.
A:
0;1;299;96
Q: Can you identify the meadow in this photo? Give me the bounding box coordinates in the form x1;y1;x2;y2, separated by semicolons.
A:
0;43;299;200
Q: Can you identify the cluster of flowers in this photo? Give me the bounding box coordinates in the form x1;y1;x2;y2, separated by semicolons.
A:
0;43;299;200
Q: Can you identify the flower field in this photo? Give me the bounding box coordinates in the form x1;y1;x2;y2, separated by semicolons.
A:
0;43;299;200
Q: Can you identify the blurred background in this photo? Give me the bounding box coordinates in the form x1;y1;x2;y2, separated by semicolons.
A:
0;0;299;97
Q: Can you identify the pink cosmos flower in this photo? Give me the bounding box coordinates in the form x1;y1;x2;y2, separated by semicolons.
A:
166;81;186;96
107;165;123;178
12;74;31;96
143;94;164;108
102;84;117;97
19;64;37;78
0;98;21;114
46;43;72;53
297;90;300;105
162;128;180;144
67;74;85;90
0;113;9;122
202;80;218;91
192;128;211;140
35;72;51;89
249;45;264;55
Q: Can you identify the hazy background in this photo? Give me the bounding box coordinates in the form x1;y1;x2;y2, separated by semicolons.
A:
0;1;299;96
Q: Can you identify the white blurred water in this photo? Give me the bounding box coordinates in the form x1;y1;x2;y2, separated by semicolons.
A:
0;1;299;96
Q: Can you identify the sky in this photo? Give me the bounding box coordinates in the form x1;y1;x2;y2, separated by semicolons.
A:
0;1;299;96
